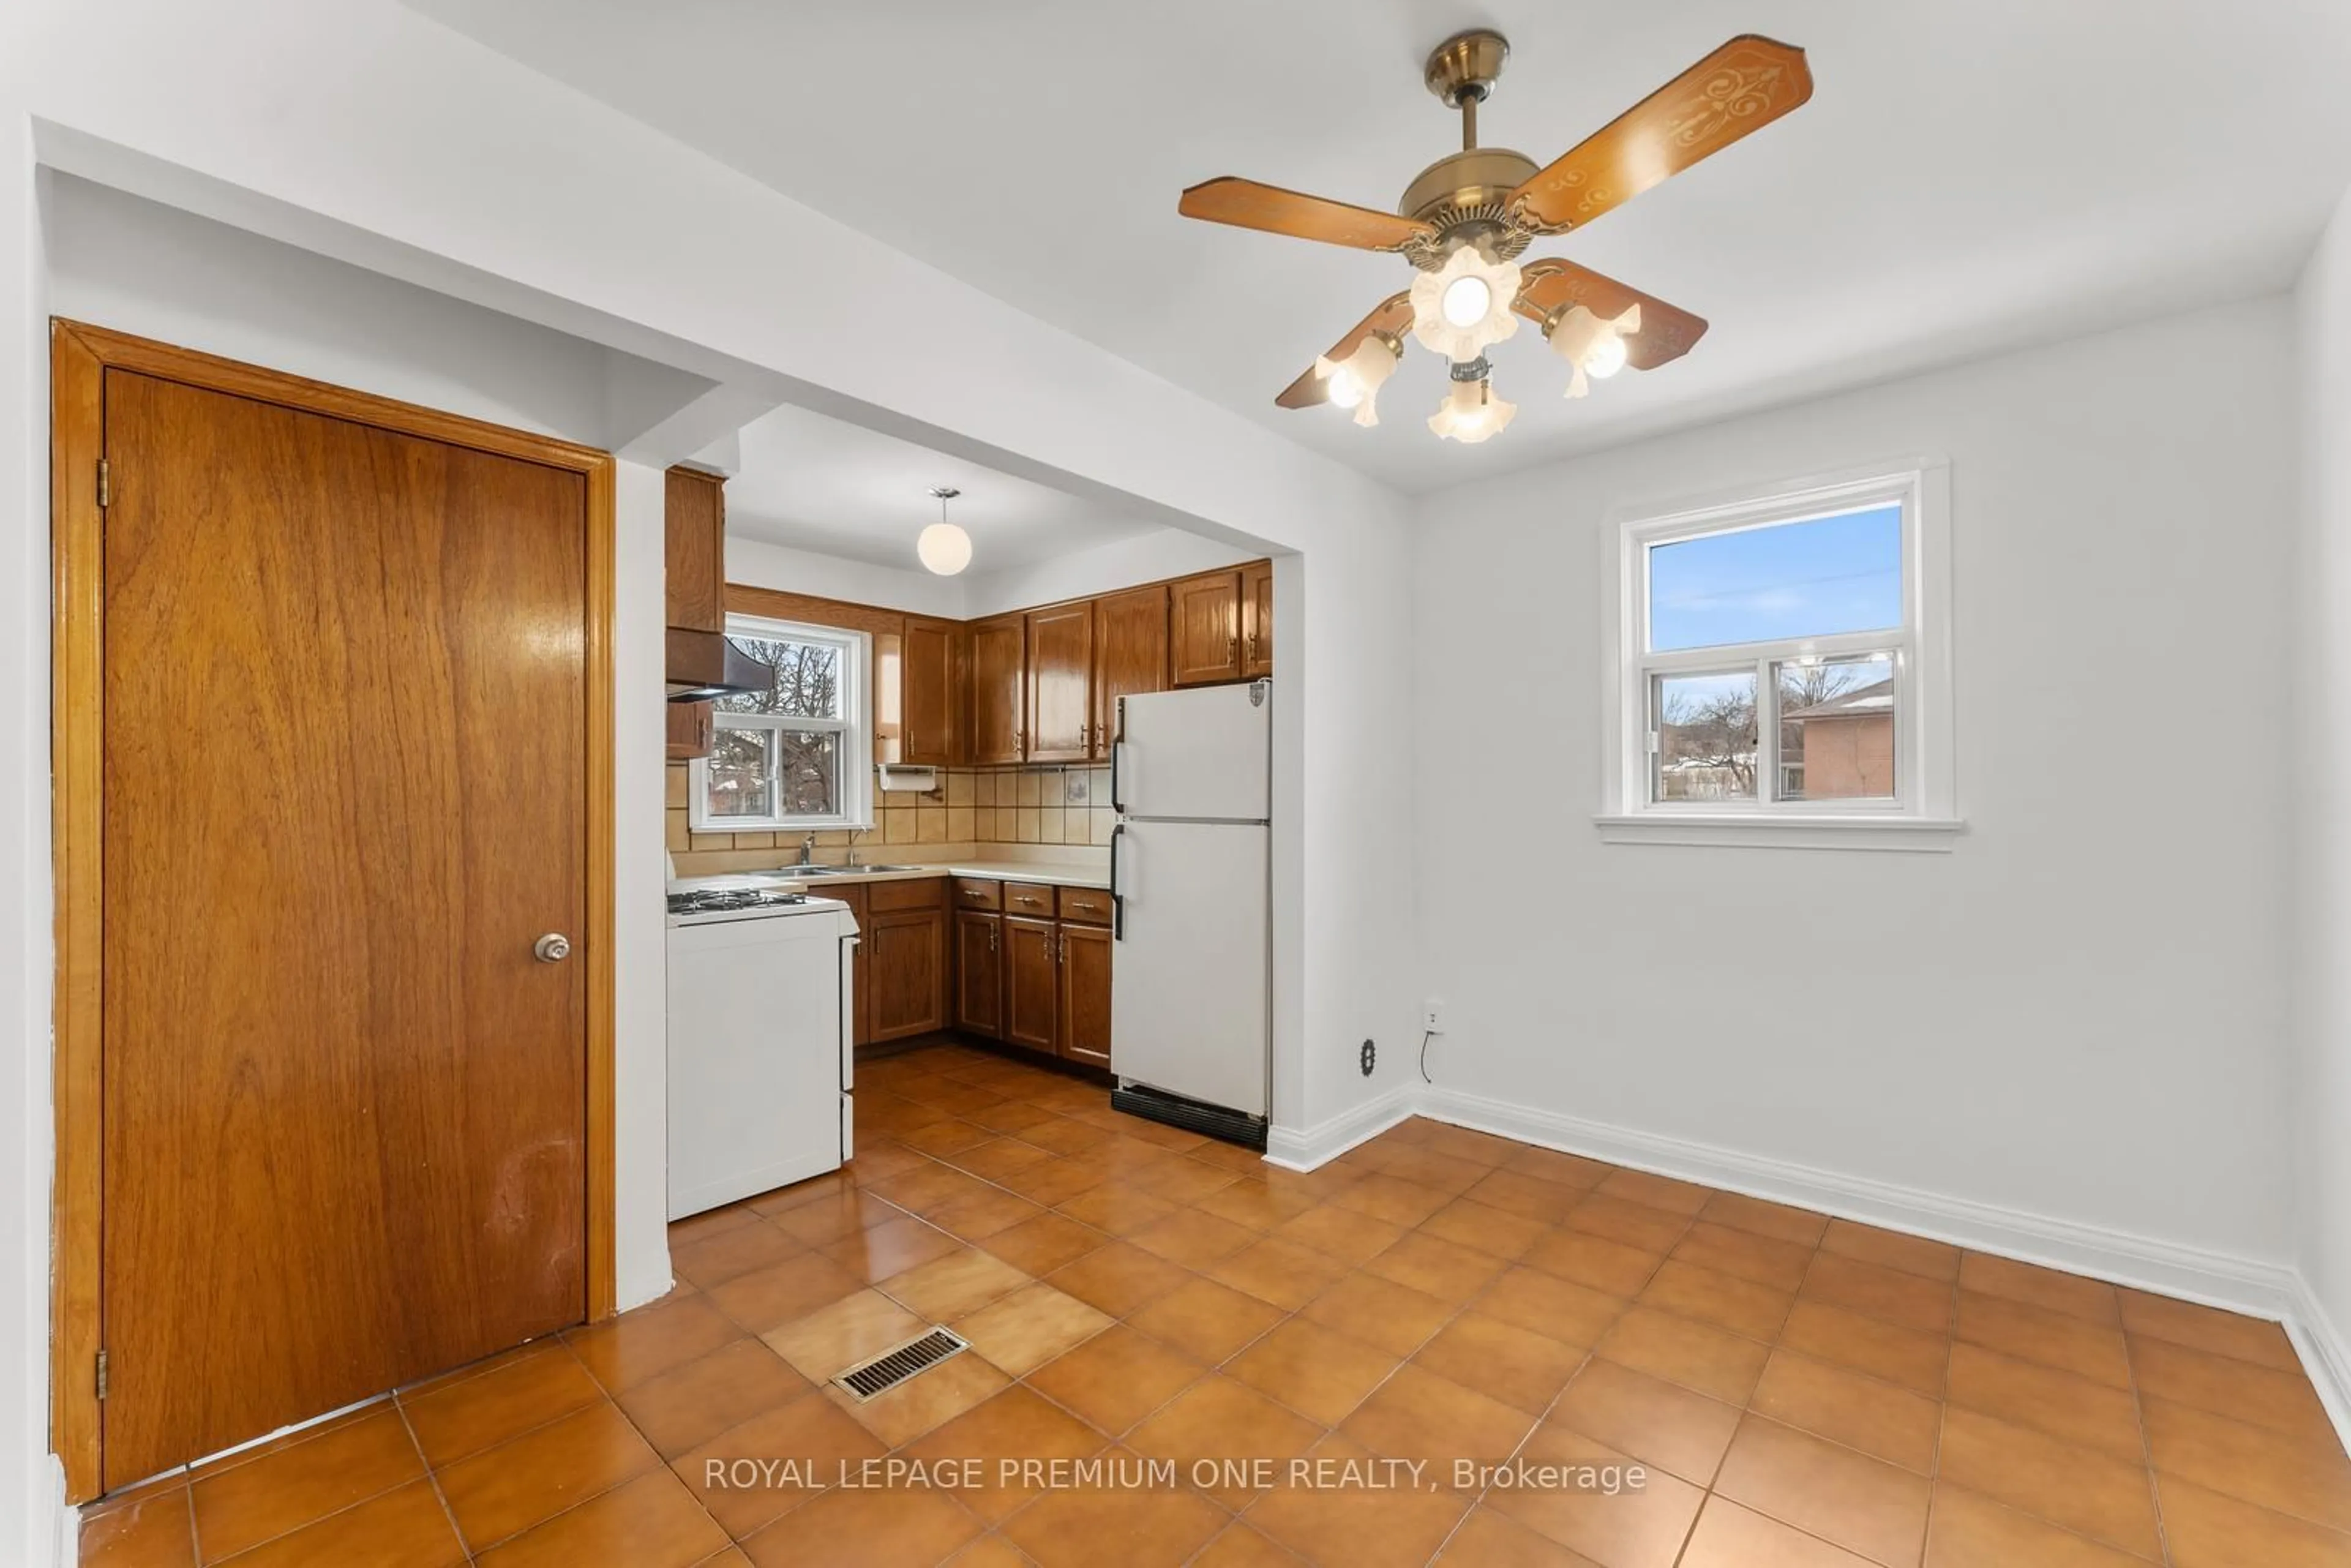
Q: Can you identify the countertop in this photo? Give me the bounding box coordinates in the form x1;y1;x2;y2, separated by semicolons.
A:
672;858;1112;894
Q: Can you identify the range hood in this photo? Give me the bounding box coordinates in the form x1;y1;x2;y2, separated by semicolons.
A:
667;629;773;703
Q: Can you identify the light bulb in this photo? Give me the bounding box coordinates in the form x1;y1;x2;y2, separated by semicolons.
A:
1427;378;1517;445
1410;246;1523;363
1314;334;1401;428
1441;276;1491;328
1583;331;1629;379
917;521;972;576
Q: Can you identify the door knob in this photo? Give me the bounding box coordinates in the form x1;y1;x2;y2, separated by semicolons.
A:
534;933;572;964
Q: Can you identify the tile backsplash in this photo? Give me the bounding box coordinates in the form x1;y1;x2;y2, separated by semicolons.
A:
667;762;1116;877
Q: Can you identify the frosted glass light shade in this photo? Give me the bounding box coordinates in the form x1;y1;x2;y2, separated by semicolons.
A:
1410;246;1522;363
1427;378;1517;444
1547;302;1642;397
1314;335;1402;428
917;521;973;575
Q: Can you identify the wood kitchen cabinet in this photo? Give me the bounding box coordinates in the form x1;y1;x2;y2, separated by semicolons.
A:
967;614;1026;765
864;880;947;1042
1001;915;1060;1055
1240;560;1273;681
1059;921;1112;1068
901;617;958;767
1026;602;1095;762
1170;569;1243;687
954;910;1003;1038
1092;583;1168;759
665;467;728;759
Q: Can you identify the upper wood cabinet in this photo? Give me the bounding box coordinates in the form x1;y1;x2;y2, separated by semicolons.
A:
664;468;726;634
1241;560;1273;681
1026;602;1095;762
901;617;958;767
1170;569;1243;687
967;615;1026;765
665;467;727;760
1092;584;1168;758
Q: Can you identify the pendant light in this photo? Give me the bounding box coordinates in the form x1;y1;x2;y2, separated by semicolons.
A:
918;484;972;576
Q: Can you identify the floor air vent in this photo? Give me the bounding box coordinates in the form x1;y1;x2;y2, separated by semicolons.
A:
833;1327;969;1401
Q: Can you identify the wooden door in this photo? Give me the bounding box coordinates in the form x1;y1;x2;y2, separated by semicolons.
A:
954;911;1003;1038
1241;560;1274;680
1059;923;1113;1068
1092;585;1168;759
1002;915;1060;1054
98;369;591;1487
868;909;947;1041
1026;603;1094;762
967;615;1025;764
1170;570;1243;686
902;617;957;766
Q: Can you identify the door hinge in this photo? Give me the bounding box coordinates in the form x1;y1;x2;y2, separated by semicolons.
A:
95;1349;108;1401
96;459;110;509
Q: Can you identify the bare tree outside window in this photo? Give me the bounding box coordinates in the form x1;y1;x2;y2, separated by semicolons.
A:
1654;672;1757;800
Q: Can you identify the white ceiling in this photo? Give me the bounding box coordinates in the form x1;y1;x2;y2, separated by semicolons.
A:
411;0;2351;493
715;403;1161;572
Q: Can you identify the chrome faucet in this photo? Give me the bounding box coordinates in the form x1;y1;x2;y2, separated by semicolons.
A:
797;832;817;867
844;828;868;869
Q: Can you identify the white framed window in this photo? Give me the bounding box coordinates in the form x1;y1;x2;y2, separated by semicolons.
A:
689;616;873;833
1597;461;1960;851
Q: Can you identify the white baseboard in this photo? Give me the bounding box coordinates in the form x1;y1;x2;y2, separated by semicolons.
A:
2288;1274;2351;1456
1264;1085;1416;1171
1417;1084;2301;1320
1271;1078;2351;1461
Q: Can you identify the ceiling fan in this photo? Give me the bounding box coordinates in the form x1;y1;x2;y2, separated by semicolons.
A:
1177;31;1812;443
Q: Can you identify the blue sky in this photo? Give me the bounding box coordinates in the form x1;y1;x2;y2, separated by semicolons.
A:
1648;505;1902;653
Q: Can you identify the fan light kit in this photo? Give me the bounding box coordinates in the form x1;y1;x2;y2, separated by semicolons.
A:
1176;30;1814;443
917;485;972;576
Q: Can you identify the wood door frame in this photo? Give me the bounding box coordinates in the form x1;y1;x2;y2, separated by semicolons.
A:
48;320;620;1503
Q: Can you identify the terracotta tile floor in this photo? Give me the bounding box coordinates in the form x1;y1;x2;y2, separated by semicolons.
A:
80;1043;2351;1567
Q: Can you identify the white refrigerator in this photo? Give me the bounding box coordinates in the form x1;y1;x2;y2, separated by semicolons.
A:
1109;680;1271;1139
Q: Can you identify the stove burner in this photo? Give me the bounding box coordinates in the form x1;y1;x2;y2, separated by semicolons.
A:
667;887;811;915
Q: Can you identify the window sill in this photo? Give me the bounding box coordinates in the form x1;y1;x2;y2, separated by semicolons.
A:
1594;814;1965;853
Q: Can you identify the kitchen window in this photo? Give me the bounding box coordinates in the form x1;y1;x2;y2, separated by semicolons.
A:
1599;462;1959;850
689;616;872;833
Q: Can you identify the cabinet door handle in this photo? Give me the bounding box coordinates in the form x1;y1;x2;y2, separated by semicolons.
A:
1227;634;1237;664
988;924;997;953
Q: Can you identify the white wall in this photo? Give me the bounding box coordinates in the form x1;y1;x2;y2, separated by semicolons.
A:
1414;297;2299;1281
2293;192;2351;1369
0;0;1423;1544
726;536;967;620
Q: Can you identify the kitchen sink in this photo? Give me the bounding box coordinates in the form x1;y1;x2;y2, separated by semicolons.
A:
766;863;928;877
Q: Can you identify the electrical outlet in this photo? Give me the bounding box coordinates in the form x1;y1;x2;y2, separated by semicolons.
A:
1422;999;1447;1032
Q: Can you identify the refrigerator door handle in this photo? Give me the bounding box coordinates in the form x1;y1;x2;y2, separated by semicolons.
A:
1109;696;1126;814
1109;823;1125;940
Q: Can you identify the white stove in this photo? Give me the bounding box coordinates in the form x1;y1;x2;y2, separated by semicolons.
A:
664;874;860;1218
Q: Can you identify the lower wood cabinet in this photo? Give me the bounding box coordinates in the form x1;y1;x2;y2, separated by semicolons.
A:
864;880;947;1043
949;879;1113;1067
1002;915;1060;1054
954;910;1003;1038
1059;921;1112;1067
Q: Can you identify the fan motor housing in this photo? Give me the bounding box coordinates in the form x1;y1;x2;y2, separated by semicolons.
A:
1398;148;1540;266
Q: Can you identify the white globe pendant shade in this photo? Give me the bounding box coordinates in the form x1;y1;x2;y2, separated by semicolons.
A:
917;520;973;576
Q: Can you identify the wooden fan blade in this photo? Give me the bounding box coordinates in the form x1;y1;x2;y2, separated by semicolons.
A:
1276;292;1415;409
1180;177;1434;253
1514;260;1708;370
1512;35;1812;233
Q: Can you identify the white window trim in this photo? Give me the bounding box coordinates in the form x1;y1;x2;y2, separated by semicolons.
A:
1596;458;1962;852
688;615;874;833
